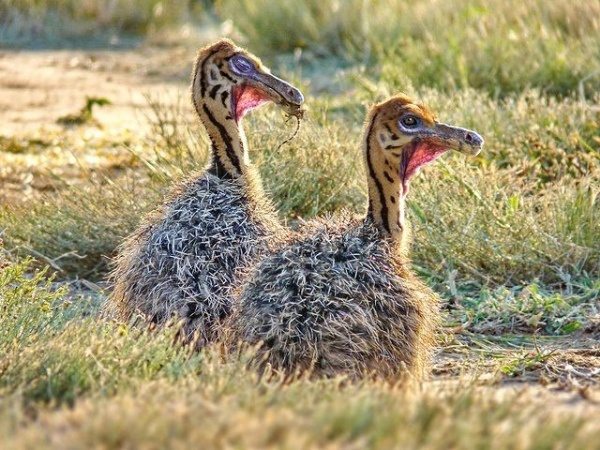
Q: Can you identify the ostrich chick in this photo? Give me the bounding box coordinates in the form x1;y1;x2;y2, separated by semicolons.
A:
230;94;483;382
108;39;304;348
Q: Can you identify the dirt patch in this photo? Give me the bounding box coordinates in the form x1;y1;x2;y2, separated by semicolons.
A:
0;46;192;135
0;46;197;204
433;331;600;412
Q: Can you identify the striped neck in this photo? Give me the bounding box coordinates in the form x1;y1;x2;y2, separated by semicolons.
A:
198;103;249;179
364;116;406;244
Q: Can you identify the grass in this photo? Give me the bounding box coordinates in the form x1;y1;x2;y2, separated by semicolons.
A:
0;259;598;448
4;383;598;448
0;0;199;47
57;96;112;126
1;86;598;323
0;0;599;447
216;0;600;96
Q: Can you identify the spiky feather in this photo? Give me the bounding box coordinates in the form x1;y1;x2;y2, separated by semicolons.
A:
110;166;284;347
228;213;439;383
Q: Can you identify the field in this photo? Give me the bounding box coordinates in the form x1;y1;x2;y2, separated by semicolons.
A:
1;0;599;448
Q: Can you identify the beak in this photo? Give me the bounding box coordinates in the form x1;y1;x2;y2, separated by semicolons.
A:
250;71;305;117
429;123;484;156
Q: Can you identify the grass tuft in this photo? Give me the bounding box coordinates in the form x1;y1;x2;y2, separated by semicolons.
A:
0;181;158;279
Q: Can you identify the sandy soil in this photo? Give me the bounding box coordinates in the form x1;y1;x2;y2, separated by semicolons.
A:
0;45;200;204
1;46;599;413
0;46;191;135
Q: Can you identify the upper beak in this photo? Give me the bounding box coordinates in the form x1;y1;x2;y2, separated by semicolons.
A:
251;71;305;117
431;123;484;156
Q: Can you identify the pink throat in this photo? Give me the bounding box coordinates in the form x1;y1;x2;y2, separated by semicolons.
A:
232;85;271;122
400;141;450;197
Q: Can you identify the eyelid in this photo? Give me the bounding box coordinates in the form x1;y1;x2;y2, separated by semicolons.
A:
234;56;253;69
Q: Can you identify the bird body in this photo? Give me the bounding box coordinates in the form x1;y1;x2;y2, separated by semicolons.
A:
108;39;304;347
112;167;282;345
233;213;437;381
229;95;483;382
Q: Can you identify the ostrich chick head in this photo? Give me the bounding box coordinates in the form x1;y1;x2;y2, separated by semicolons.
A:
191;39;304;124
366;94;484;198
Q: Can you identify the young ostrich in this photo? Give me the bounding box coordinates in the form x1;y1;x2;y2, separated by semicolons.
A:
108;39;304;347
229;94;483;382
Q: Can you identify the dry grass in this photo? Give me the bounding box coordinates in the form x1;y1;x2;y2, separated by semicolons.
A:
3;381;599;449
0;0;196;46
0;258;598;449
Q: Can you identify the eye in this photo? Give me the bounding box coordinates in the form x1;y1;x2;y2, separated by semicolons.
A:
400;115;420;129
230;55;255;75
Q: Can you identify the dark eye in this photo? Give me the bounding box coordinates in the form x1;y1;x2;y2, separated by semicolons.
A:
400;115;420;128
230;55;255;75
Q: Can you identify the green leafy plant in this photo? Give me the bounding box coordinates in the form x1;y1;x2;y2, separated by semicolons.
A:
57;97;112;126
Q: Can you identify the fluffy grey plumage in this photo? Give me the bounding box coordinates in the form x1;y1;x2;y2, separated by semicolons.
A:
112;168;284;346
229;214;439;382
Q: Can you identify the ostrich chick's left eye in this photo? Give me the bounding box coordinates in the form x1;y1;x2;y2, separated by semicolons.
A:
230;55;255;75
400;115;420;128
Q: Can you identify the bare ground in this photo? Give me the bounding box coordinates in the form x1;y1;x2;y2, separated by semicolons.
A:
0;45;191;135
1;47;599;413
0;45;194;204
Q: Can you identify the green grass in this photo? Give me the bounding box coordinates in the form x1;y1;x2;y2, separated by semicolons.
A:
0;182;157;278
4;0;599;96
0;0;599;447
216;0;600;96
